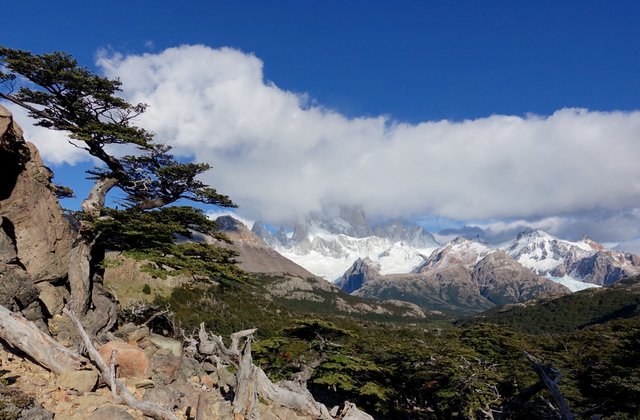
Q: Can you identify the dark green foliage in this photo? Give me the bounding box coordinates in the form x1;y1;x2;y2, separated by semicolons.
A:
157;273;640;419
142;284;151;294
466;282;640;334
93;206;245;282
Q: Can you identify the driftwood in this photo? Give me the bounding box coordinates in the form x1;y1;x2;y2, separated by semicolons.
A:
197;322;372;420
0;304;88;374
63;307;178;420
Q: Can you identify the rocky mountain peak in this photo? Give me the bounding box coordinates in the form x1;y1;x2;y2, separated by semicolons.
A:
336;257;381;294
216;216;261;242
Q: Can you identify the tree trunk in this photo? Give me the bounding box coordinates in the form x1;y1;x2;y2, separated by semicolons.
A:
68;177;119;335
68;236;94;316
524;352;573;420
0;304;88;374
233;338;259;419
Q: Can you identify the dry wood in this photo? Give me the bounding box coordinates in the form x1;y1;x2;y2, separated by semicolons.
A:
337;402;375;420
195;390;207;420
63;307;178;420
110;350;119;403
524;351;573;420
233;338;259;419
197;322;371;420
0;304;88;374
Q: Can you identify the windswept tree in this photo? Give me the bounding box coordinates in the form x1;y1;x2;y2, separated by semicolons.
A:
0;47;241;334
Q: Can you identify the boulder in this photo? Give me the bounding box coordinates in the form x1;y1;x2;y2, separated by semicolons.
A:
98;341;150;379
37;282;65;316
57;369;99;394
148;352;182;385
146;333;183;357
0;264;39;310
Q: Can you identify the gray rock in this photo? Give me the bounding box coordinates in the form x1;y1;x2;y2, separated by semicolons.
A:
0;218;17;264
57;369;99;394
149;353;182;385
36;282;64;316
0;265;39;310
142;385;181;410
472;251;569;305
88;406;135;420
336;258;381;293
147;333;183;357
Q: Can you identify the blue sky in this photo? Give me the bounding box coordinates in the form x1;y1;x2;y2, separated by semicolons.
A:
3;1;640;246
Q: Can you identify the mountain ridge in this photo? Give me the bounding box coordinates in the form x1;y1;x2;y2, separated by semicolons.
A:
250;210;640;297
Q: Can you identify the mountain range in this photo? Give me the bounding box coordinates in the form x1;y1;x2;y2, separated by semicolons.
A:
246;208;640;314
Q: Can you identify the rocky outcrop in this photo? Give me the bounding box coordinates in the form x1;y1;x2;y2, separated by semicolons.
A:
354;265;495;315
336;258;381;293
571;252;640;285
472;251;569;305
506;230;640;285
347;250;570;316
0;106;73;284
0;105;75;329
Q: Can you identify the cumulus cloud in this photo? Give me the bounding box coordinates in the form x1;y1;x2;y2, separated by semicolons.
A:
5;104;90;165
10;44;640;245
92;45;640;227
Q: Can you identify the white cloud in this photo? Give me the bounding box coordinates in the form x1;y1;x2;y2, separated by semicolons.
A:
96;46;640;225
12;45;640;245
4;104;90;165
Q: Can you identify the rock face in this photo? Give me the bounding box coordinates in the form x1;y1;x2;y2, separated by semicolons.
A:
336;258;381;294
504;230;640;285
571;252;640;285
346;246;570;316
0;105;74;327
213;216;318;278
354;265;495;315
472;251;567;305
0;106;73;284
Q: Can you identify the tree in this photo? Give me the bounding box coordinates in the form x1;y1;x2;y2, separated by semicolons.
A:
0;47;241;335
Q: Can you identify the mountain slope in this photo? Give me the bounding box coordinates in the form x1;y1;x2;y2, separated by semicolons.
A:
254;208;439;281
340;246;568;315
502;229;640;285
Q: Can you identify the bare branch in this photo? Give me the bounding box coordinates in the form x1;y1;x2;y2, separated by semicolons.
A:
63;307;178;420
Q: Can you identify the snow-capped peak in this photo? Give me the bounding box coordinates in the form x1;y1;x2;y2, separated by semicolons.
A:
502;229;595;275
414;236;494;272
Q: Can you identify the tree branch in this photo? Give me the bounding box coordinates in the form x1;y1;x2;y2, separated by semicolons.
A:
63;307;178;420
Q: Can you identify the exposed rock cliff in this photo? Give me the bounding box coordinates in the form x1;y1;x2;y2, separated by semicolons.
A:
472;251;568;305
0;106;74;328
335;258;381;294
0;106;73;284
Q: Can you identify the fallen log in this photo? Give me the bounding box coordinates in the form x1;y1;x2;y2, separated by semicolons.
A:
0;304;88;374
